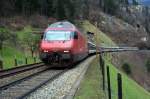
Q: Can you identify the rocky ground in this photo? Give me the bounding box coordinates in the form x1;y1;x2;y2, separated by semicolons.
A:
95;11;148;46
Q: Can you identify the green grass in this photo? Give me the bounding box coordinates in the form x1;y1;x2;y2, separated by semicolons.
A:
74;58;105;99
1;46;25;69
105;59;150;99
0;26;40;70
1;46;40;69
76;20;116;46
16;25;33;40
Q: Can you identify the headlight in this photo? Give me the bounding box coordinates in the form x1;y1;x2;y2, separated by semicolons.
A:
64;50;69;53
44;50;49;52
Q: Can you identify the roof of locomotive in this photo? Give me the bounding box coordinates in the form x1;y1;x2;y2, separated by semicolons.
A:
45;21;77;31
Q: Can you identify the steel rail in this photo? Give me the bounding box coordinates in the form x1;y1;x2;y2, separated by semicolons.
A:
19;69;68;99
0;68;48;90
0;63;44;78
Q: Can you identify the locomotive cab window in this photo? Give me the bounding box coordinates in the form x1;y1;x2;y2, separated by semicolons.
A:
44;31;71;41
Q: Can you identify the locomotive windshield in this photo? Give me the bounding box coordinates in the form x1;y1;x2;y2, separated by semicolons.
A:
44;31;72;41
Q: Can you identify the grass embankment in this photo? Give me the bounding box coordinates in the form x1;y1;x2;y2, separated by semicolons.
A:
1;26;40;69
75;57;150;99
76;20;116;46
105;59;150;99
74;20;115;99
2;46;37;69
74;20;150;99
75;58;105;99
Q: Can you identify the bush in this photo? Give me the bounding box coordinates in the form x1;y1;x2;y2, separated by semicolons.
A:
122;63;132;75
145;59;150;73
136;42;148;50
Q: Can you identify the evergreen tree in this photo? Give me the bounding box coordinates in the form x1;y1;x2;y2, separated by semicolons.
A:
125;0;129;5
120;0;129;5
104;0;118;14
66;0;75;20
47;0;54;16
99;0;104;8
132;0;138;5
56;0;66;20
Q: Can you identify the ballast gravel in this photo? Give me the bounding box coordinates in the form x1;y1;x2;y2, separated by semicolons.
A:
27;56;95;99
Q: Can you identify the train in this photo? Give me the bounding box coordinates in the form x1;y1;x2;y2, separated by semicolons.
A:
39;21;90;65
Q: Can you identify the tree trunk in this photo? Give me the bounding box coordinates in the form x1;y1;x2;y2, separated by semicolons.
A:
0;41;3;56
99;0;104;8
30;48;34;57
0;59;3;70
0;41;3;50
31;50;34;57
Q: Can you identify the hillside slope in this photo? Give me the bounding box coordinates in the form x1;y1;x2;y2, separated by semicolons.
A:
0;17;42;69
90;11;148;46
89;11;150;92
77;20;150;98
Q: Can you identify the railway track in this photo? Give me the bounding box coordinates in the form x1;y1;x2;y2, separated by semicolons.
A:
0;62;44;78
0;55;91;99
0;62;54;95
0;66;68;99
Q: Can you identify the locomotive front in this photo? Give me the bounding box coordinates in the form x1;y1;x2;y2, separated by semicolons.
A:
40;30;75;64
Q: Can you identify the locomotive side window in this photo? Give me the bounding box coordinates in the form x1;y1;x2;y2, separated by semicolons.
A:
41;34;44;39
74;32;78;39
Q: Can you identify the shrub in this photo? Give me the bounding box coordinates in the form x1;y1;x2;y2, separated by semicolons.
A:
136;42;148;50
122;63;132;75
145;59;150;73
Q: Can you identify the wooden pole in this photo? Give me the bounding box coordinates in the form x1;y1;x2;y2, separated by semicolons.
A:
25;57;28;64
14;56;17;66
117;73;123;99
102;58;105;91
95;22;99;59
107;66;111;99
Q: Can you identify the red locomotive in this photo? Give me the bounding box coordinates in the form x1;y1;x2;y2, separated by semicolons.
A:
40;21;88;65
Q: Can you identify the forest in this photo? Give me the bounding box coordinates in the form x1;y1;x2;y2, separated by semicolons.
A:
0;0;138;20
